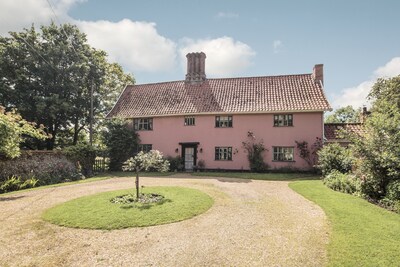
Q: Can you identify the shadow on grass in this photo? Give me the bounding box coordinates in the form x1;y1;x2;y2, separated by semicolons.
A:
119;199;172;210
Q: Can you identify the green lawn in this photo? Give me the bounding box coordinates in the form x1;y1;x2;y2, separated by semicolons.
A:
42;186;213;229
191;171;319;181
289;180;400;267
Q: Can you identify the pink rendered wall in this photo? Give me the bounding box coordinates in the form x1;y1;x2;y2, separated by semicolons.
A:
135;112;324;170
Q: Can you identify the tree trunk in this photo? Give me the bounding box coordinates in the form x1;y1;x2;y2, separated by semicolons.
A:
135;169;140;200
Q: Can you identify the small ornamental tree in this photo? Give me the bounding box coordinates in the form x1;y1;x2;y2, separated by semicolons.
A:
123;150;170;199
0;106;48;159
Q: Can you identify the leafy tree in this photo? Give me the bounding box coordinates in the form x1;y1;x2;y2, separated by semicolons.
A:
102;119;139;171
0;23;133;149
325;105;361;123
350;75;400;199
123;150;170;199
0;106;47;159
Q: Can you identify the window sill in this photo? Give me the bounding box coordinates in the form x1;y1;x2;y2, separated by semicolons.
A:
273;125;294;127
214;159;233;161
272;160;296;162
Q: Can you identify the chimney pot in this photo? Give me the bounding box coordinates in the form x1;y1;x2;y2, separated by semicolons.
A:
186;52;206;83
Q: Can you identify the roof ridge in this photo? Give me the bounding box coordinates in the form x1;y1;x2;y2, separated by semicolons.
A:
132;73;313;86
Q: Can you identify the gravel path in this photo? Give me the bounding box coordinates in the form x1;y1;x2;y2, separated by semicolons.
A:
0;175;329;266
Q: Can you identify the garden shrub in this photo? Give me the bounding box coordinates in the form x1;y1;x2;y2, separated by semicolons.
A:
386;180;400;201
0;176;22;193
378;198;400;214
64;143;97;177
323;170;361;194
166;156;183;172
0;153;80;189
102;119;139;171
0;176;39;193
317;143;354;176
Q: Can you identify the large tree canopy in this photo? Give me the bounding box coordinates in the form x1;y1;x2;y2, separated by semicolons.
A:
0;106;47;159
325;105;361;123
351;75;400;198
0;23;134;149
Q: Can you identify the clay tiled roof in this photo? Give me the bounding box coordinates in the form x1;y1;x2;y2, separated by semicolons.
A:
107;74;331;118
324;123;364;142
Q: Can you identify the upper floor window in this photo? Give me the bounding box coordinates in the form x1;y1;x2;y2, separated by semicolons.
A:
215;116;233;128
273;147;294;161
134;118;153;131
215;147;232;161
138;144;152;153
274;114;293;127
184;116;195;126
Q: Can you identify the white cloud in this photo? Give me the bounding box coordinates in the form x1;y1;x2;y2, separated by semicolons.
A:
78;19;177;72
0;1;254;77
180;36;256;77
374;57;400;78
0;0;80;35
332;57;400;108
216;12;239;19
273;40;282;54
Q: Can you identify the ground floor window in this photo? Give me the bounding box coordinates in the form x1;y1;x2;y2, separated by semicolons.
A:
273;147;294;161
138;144;152;153
215;147;232;160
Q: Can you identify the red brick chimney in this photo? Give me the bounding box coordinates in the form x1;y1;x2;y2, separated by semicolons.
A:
185;52;206;83
312;64;324;85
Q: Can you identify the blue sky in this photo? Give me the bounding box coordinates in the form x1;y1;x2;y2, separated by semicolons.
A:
1;0;400;108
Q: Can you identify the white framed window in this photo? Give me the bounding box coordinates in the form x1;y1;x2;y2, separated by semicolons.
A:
215;116;233;128
134;118;153;131
274;114;293;127
273;147;294;161
215;147;232;160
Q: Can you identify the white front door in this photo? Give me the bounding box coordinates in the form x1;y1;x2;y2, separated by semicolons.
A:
184;147;195;171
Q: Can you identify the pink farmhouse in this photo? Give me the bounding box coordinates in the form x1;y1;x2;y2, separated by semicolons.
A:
107;52;332;171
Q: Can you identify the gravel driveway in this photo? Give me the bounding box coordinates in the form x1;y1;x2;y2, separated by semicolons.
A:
0;175;328;266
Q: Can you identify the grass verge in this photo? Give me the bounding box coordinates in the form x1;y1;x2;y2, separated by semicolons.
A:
42;186;213;229
289;180;400;267
191;171;319;181
0;172;173;196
